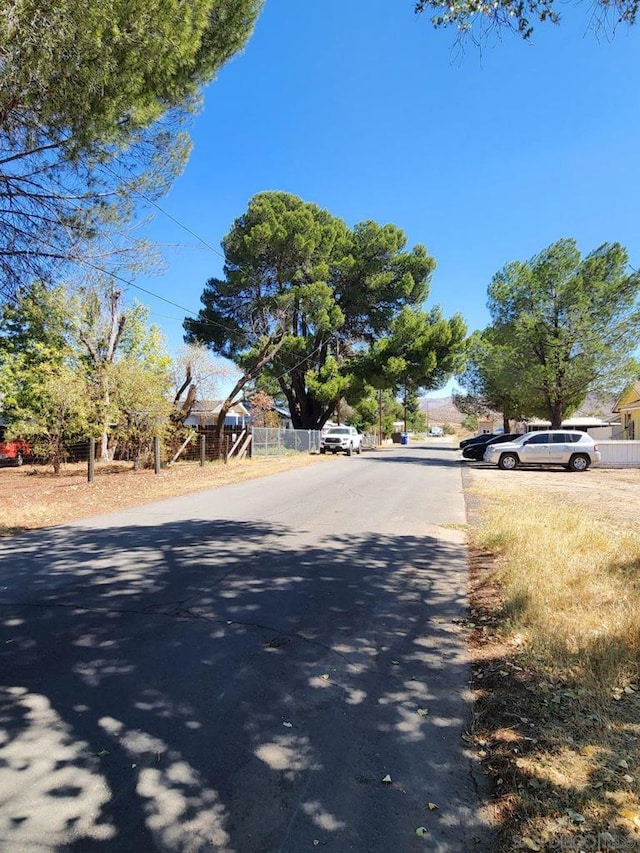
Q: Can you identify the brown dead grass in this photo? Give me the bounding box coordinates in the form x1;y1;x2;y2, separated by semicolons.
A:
0;454;330;534
464;464;640;852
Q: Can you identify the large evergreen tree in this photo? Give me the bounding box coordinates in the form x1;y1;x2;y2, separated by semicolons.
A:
0;0;263;299
485;238;640;427
185;191;465;431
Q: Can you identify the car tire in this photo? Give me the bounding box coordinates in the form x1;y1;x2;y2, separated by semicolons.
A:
320;447;326;454
356;444;361;455
568;454;590;472
498;453;518;471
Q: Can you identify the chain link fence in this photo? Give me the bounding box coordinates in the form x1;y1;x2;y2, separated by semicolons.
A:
252;427;322;456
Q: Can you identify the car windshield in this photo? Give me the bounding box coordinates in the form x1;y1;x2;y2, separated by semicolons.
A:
327;428;349;434
505;434;529;445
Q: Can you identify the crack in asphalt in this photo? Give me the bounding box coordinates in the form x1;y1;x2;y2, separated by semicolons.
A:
0;600;352;665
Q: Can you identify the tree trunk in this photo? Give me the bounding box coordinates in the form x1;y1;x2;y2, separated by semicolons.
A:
550;400;563;429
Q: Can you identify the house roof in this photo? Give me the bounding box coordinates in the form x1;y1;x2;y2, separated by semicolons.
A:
191;399;250;416
525;416;614;427
613;381;640;413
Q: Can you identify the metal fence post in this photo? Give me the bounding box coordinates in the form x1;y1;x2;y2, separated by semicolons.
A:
200;433;206;467
88;437;95;483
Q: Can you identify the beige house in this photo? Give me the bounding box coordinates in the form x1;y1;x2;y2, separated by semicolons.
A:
613;381;640;439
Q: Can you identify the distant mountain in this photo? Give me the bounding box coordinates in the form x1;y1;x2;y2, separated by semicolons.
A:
419;393;617;427
419;395;464;426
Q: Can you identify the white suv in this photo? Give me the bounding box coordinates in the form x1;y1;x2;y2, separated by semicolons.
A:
320;426;362;456
483;430;600;472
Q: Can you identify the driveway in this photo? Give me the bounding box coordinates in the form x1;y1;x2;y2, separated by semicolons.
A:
0;444;493;852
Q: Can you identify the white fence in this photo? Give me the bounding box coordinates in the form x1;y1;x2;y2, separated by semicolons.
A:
252;427;322;456
597;441;640;468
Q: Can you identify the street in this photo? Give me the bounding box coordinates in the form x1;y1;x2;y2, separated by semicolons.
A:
0;443;493;852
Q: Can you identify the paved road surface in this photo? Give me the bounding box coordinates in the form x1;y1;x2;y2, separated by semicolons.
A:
0;443;493;852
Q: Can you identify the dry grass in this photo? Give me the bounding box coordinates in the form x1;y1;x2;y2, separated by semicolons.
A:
0;454;330;534
476;494;640;691
464;465;640;852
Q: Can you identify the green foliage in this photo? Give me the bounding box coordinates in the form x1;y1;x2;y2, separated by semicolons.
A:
456;327;535;430
0;279;173;465
360;306;467;394
414;0;637;41
404;388;427;431
110;358;173;469
0;0;263;298
186;191;465;430
441;422;456;435
11;363;94;473
482;239;640;427
461;413;478;431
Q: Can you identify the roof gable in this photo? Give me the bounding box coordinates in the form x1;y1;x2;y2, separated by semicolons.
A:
613;381;640;412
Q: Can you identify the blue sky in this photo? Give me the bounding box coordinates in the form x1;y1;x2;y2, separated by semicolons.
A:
133;0;640;393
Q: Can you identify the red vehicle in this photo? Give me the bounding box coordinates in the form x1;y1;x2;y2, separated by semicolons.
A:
0;427;32;466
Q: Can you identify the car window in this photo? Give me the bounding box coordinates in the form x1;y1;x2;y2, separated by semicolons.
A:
552;433;570;443
526;434;550;445
568;433;583;443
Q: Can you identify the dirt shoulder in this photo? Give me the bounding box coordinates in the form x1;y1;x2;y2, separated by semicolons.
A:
0;454;330;535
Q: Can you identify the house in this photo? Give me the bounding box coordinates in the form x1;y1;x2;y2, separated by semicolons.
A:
612;381;640;440
184;399;250;429
524;416;619;440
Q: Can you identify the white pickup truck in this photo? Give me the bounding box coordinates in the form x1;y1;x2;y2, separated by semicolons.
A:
320;426;363;456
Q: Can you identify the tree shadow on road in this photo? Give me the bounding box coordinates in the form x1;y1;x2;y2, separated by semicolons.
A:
0;517;494;852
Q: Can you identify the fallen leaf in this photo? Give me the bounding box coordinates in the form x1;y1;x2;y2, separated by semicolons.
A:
416;708;428;717
313;842;320;847
381;774;392;783
96;749;110;757
622;774;634;783
618;759;629;769
568;811;585;823
321;674;330;681
283;722;293;728
415;826;427;837
391;660;400;666
427;802;438;811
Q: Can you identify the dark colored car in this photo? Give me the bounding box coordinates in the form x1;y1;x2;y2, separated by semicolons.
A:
459;432;498;450
461;433;523;461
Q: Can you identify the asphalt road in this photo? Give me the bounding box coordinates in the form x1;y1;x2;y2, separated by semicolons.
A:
0;443;493;852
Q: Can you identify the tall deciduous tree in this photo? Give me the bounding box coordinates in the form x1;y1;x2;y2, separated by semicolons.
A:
0;0;263;299
185;192;464;435
0;279;173;467
486;238;640;427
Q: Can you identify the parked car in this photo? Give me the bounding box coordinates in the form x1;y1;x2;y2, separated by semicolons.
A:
0;438;31;467
320;426;362;456
483;430;600;472
459;432;498;450
462;432;523;461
